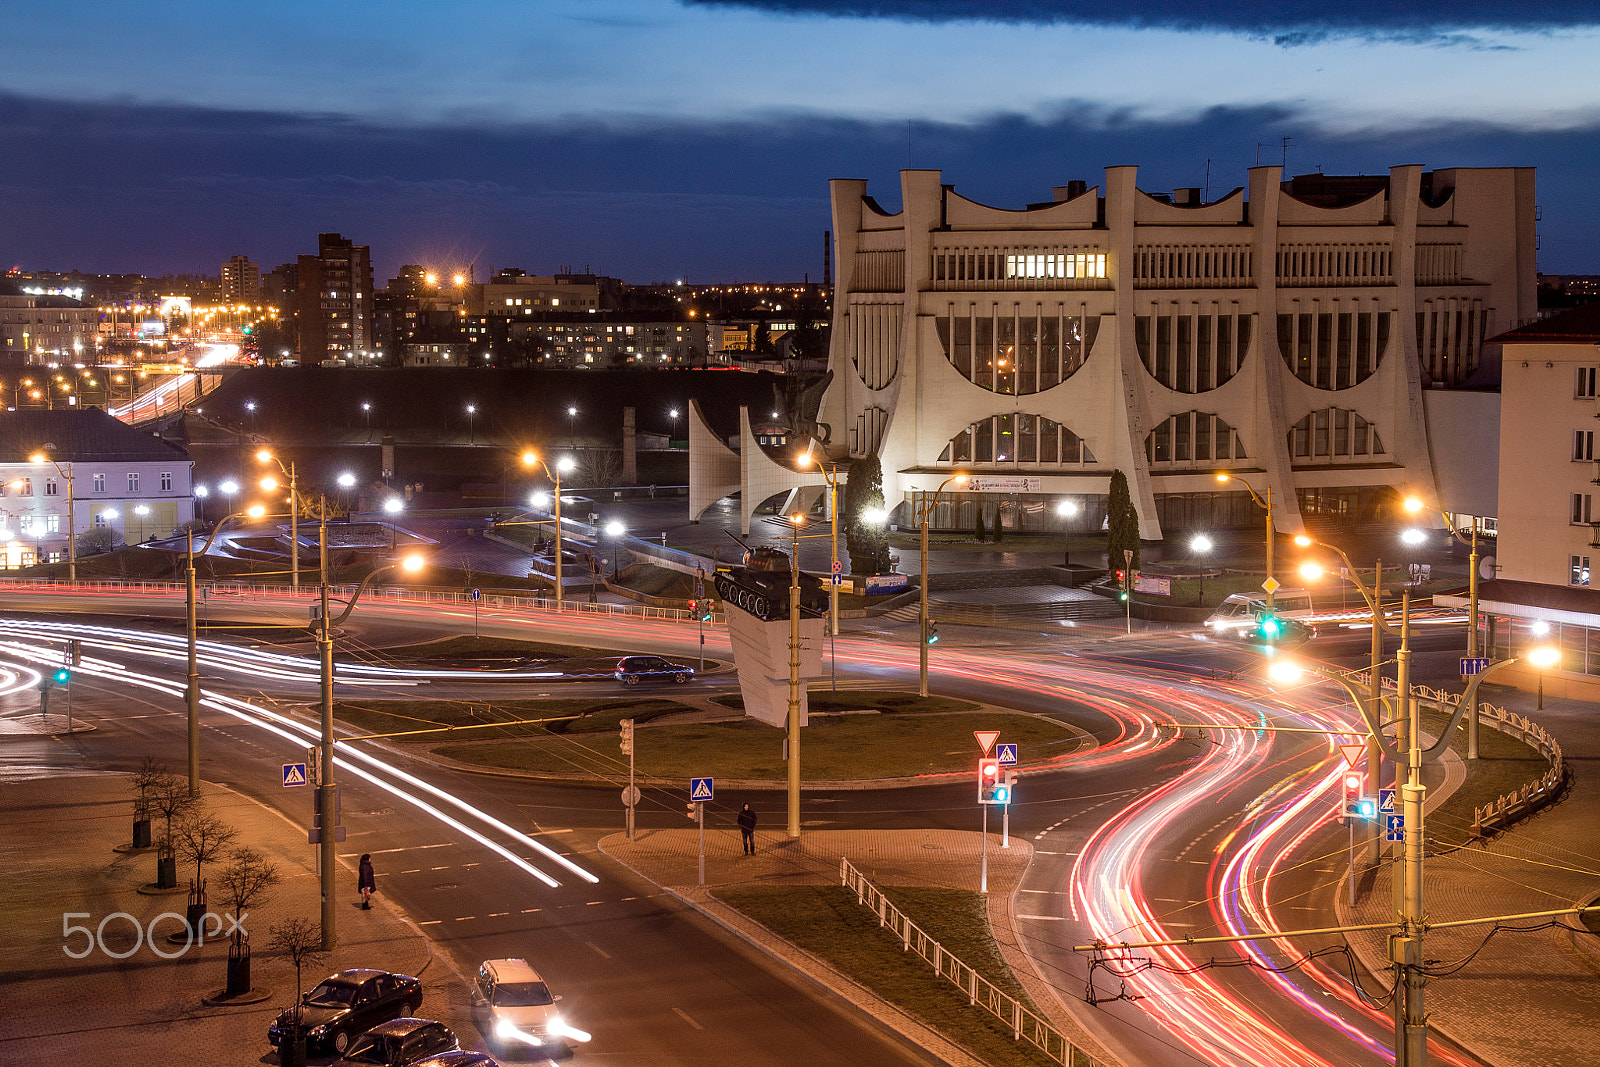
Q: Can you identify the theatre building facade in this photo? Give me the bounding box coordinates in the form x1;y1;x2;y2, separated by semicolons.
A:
798;164;1535;539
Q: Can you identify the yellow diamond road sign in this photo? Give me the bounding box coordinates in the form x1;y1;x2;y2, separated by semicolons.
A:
1261;577;1281;594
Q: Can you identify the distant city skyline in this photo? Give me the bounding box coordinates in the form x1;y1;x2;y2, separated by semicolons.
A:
4;0;1599;280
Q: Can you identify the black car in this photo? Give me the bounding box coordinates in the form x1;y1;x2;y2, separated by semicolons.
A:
334;1018;458;1067
614;655;693;685
268;969;425;1056
413;1054;500;1067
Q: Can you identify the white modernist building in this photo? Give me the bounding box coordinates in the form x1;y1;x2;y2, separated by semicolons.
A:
694;165;1535;539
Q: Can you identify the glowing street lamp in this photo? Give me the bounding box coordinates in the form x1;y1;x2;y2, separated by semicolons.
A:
1215;472;1276;611
604;519;627;579
523;451;575;609
917;473;968;696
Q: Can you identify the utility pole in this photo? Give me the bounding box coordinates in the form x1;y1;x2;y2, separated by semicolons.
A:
316;502;338;951
186;529;200;796
786;518;802;839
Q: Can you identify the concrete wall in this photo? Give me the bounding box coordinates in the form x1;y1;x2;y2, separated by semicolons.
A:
1423;389;1500;520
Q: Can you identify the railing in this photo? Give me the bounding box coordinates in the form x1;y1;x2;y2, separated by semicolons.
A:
839;858;1104;1067
0;576;712;623
1347;670;1567;838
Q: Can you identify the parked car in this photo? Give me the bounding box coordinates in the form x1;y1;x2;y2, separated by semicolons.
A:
614;655;693;685
268;969;424;1056
471;958;585;1053
334;1017;458;1067
413;1053;500;1067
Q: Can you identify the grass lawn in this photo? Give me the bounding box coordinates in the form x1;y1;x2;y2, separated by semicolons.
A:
711;689;978;716
373;635;617;660
333;696;694;742
1420;709;1549;846
716;885;1063;1067
434;709;1084;780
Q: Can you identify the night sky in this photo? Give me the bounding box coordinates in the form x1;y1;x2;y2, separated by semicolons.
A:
5;0;1599;282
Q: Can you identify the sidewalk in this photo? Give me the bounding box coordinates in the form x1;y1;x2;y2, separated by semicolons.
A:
0;773;458;1065
1337;685;1600;1067
600;826;1122;1067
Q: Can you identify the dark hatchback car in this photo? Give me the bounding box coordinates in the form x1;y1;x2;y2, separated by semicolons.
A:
334;1018;458;1067
614;655;694;685
268;969;425;1056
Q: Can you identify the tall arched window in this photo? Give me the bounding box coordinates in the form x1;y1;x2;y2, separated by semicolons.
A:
938;414;1096;466
1288;408;1385;462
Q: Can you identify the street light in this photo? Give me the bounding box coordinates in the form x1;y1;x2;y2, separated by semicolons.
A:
1403;494;1484;674
523;451;575;610
567;406;578;447
1215;472;1276;611
800;444;844;641
1055;499;1079;566
361;401;372;434
1190;534;1213;605
917;473;968;697
29;449;75;581
466;403;477;445
383;496;403;550
193;484;209;524
256;449;300;591
604;519;626;579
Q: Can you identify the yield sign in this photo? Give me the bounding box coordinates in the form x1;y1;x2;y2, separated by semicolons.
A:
1339;744;1366;768
974;730;1000;756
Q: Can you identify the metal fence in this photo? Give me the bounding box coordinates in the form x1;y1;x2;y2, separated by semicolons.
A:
0;577;714;624
838;858;1104;1067
1349;671;1566;838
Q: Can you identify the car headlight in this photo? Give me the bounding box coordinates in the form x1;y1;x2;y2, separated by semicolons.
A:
309;1025;327;1037
494;1019;520;1040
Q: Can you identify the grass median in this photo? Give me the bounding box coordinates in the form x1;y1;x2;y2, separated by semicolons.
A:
716;885;1060;1067
1420;707;1549;846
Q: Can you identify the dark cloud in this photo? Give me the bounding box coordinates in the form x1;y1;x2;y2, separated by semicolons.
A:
1;92;1596;280
685;0;1600;38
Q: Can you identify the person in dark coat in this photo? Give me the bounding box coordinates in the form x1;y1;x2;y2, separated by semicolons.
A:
737;804;757;855
358;854;376;909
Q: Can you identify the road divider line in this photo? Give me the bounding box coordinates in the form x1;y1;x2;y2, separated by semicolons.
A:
673;1008;703;1030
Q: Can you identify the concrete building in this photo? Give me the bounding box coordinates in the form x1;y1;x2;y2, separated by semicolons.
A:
509;315;710;367
0;408;194;567
468;271;602;316
0;282;100;365
220;255;260;302
1441;303;1600;700
295;233;374;362
694;165;1536;538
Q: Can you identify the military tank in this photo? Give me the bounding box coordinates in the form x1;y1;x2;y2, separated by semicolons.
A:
713;534;830;622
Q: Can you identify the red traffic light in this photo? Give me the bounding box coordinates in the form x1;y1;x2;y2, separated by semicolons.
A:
1343;771;1363;792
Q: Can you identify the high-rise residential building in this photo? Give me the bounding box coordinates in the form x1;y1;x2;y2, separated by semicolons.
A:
220;255;260;302
295;233;374;362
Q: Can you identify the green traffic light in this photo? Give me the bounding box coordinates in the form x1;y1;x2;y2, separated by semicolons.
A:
1259;615;1281;638
52;668;70;684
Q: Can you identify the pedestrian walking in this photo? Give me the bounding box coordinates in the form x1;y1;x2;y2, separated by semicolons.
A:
358;854;376;909
737;803;757;855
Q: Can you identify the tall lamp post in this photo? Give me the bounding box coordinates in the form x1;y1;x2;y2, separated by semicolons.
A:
917;473;968;697
1190;534;1213;605
604;520;626;579
186;503;267;795
1296;533;1406;870
1270;645;1558;1067
1055;499;1079;566
801;445;843;639
29;450;75;581
1402;495;1482;662
1215;472;1275;611
523;451;575;610
256;449;300;591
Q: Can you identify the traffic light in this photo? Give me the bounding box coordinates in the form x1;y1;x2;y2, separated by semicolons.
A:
1341;769;1375;820
926;619;940;644
1114;570;1128;601
52;667;70;685
1256;611;1283;642
978;758;1004;803
619;719;634;756
686;599;697;617
700;601;714;622
686;799;698;821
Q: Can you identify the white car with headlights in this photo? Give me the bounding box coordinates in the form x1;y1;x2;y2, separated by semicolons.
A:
471;958;589;1053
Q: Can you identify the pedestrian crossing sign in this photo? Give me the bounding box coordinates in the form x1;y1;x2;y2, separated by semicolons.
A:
996;744;1018;766
282;763;308;787
690;777;714;802
1379;788;1396;814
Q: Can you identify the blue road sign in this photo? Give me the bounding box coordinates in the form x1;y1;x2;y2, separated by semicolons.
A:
1460;656;1490;676
996;743;1018;766
689;777;714;802
1385;814;1405;842
1379;788;1396;814
282;763;308;787
470;588;482;602
830;575;843;586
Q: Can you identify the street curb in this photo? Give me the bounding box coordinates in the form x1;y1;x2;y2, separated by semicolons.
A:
596;838;981;1067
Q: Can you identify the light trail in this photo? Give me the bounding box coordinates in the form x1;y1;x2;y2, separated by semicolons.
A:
0;626;599;891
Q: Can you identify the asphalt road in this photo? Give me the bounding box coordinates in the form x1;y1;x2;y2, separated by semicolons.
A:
0;589;1487;1067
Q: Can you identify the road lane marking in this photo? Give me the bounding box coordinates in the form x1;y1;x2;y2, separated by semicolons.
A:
419;920;441;926
339;843;453;857
400;869;421;874
1017;914;1068;921
454;916;474;921
586;940;612;960
488;912;509;917
521;908;541;914
673;1008;703;1030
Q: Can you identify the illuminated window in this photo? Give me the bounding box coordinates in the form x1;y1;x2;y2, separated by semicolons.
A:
1573;555;1591;587
1145;412;1247;466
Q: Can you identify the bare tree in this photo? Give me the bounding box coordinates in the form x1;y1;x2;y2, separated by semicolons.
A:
577;448;624;489
269;917;328;1028
172;808;238;892
147;770;196;859
216;846;281;948
130;757;166;821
